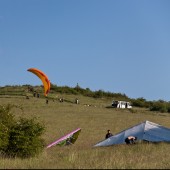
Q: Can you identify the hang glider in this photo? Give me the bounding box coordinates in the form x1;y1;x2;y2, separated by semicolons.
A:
47;128;81;148
27;68;50;96
94;120;170;147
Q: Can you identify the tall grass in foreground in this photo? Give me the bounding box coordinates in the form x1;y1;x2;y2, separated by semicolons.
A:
0;95;170;169
1;143;170;169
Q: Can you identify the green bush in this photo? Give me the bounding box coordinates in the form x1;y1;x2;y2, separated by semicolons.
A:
167;103;170;113
7;117;45;158
150;101;168;113
0;104;45;158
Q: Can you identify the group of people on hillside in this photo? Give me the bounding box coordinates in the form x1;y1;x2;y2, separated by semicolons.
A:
105;130;137;145
27;91;80;105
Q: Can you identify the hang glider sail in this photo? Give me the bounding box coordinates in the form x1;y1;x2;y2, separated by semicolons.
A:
94;120;170;147
27;68;50;96
47;128;81;148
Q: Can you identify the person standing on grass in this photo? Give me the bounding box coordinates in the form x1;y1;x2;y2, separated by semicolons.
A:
105;130;113;139
75;98;79;104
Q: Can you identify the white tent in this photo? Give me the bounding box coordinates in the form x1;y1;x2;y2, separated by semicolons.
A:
94;120;170;147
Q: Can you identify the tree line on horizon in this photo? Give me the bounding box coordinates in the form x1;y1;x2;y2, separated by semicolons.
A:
0;84;170;113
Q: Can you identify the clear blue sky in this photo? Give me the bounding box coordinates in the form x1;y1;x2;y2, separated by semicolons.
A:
0;0;170;101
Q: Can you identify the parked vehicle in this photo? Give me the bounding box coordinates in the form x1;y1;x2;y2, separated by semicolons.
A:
112;100;132;109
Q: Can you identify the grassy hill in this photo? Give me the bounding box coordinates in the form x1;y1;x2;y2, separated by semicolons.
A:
0;85;170;168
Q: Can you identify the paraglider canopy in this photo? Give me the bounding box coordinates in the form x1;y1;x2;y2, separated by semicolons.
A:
27;68;50;96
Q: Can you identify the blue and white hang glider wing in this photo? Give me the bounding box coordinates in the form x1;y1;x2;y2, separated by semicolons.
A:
94;120;170;147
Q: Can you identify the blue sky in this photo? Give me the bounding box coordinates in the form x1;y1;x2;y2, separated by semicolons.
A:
0;0;170;101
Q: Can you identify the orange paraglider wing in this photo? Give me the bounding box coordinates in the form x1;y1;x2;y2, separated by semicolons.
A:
27;68;50;96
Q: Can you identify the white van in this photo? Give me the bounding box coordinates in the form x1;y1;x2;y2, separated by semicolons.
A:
112;100;132;109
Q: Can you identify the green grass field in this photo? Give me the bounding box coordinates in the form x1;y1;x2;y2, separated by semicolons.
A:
0;93;170;169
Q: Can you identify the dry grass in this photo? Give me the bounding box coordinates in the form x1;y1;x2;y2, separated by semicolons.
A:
0;94;170;169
